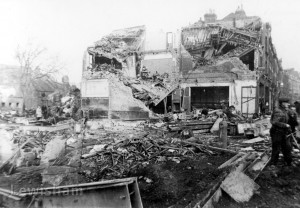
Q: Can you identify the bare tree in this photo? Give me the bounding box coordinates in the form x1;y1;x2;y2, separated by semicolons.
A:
15;42;64;95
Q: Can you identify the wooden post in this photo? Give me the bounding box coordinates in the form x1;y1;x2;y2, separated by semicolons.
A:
163;97;167;114
219;120;228;149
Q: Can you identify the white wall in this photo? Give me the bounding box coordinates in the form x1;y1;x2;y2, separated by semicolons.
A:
144;27;180;51
81;79;109;98
142;53;175;75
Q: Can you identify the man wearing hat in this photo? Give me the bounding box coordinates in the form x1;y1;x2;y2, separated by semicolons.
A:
270;97;293;166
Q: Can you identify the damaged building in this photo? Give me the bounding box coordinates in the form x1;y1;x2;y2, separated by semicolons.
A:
179;7;282;116
81;26;179;119
82;7;283;118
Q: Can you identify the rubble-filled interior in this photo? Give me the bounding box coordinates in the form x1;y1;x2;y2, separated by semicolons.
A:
181;20;260;72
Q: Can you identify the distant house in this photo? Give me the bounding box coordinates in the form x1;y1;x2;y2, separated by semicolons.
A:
0;64;69;111
282;68;300;102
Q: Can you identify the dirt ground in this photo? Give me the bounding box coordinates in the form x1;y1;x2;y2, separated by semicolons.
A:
130;153;232;208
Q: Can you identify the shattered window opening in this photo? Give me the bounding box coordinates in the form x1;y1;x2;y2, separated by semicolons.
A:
191;86;229;109
94;56;122;70
239;49;255;71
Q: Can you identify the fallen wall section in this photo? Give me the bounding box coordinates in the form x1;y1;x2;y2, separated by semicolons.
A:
109;77;150;120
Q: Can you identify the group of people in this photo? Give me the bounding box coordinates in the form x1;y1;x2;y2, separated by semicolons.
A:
36;104;73;124
270;98;299;167
36;105;50;120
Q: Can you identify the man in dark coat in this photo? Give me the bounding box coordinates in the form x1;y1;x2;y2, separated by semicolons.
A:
288;104;298;133
270;98;293;166
294;101;300;115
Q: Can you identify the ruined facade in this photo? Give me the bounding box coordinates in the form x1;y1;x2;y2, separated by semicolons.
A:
178;7;282;116
82;7;283;118
82;26;179;119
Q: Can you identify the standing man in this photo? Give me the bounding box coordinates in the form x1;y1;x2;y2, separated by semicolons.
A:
288;104;298;133
270;98;293;166
294;101;300;115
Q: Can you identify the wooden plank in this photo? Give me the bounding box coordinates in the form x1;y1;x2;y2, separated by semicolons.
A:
202;187;222;208
0;189;22;201
189;153;265;208
181;141;237;154
21;123;73;132
168;121;215;126
243;137;265;144
218;152;245;169
132;179;144;208
169;124;213;131
291;133;300;149
20;177;138;192
244;152;270;180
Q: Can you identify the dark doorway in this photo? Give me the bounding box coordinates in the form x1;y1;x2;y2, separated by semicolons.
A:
191;86;229;109
150;94;172;114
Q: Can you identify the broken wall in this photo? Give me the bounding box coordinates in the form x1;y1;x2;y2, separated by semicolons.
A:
80;77;149;120
142;52;176;75
109;77;149;120
144;27;180;51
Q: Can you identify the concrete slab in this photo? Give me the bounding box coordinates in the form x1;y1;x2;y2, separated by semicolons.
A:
221;170;259;203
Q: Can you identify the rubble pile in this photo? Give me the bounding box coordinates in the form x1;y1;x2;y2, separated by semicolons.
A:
80;133;214;181
83;63;121;79
1;111;300;208
0;123;74;173
93;26;145;60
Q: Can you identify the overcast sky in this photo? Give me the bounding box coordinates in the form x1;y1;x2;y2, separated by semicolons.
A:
0;0;299;84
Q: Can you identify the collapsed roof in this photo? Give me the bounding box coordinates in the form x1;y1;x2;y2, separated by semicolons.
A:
181;16;262;72
88;25;146;64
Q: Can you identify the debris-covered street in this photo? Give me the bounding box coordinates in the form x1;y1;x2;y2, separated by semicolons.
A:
1;1;300;208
